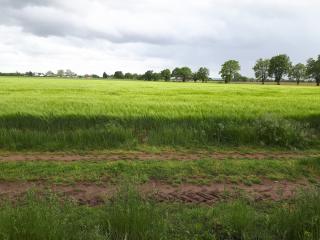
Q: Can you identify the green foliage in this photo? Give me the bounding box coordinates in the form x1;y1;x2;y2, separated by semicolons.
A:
269;54;291;84
179;67;193;82
25;71;34;77
143;70;154;81
172;67;192;82
152;72;161;81
195;67;210;82
124;73;133;79
219;60;241;83
161;69;171;81
253;58;270;84
255;115;311;148
113;71;124;79
57;69;64;77
290;63;306;85
306;55;320;86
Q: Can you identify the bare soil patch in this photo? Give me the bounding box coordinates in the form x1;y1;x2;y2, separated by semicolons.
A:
0;151;318;162
0;180;311;206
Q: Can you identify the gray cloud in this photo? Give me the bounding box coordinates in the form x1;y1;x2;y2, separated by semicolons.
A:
0;1;178;44
0;0;52;8
0;0;319;76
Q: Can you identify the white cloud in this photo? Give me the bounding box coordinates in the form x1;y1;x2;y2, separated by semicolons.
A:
0;0;319;76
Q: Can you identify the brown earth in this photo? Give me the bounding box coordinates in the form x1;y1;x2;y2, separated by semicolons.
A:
0;151;317;205
0;151;318;162
0;180;311;206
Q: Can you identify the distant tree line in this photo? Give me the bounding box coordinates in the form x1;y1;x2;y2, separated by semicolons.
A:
253;54;320;86
1;54;319;86
0;69;100;79
0;72;25;77
102;54;320;86
104;67;212;83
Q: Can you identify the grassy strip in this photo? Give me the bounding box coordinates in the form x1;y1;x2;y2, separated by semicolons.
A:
0;157;319;184
0;187;319;240
0;114;317;151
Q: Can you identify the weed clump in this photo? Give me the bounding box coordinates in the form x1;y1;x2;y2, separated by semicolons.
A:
254;114;312;148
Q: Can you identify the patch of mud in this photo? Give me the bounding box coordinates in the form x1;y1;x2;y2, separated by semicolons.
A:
149;180;310;204
0;151;318;162
0;180;312;206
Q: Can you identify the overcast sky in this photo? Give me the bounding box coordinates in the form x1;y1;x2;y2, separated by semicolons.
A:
0;0;319;77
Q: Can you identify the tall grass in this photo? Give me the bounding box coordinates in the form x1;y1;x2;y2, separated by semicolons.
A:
0;192;104;240
0;77;319;150
102;186;167;240
210;190;320;240
270;190;320;240
0;189;167;240
0;188;320;240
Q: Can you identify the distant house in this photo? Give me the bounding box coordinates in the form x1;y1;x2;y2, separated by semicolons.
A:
35;73;45;77
170;76;183;81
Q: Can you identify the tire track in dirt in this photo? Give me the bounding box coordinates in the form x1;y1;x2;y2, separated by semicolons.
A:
0;151;318;162
0;180;313;206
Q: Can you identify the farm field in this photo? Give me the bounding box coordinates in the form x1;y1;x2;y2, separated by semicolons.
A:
0;77;320;239
0;77;319;150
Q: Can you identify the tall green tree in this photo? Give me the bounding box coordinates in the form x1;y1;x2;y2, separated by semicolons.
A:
172;67;192;82
114;71;124;79
219;60;240;83
132;73;139;79
160;69;171;81
152;72;161;81
268;54;291;85
253;58;270;84
25;71;34;77
124;73;133;79
103;72;108;79
192;72;199;82
196;67;210;83
172;68;181;80
143;70;154;81
179;67;192;82
65;69;76;77
306;55;320;86
289;63;306;85
57;70;64;77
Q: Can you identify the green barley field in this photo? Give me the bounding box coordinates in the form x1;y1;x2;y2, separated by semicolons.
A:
0;77;319;150
1;76;320;239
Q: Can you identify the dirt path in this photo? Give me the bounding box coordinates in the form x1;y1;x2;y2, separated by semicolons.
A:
0;180;311;206
0;151;318;162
